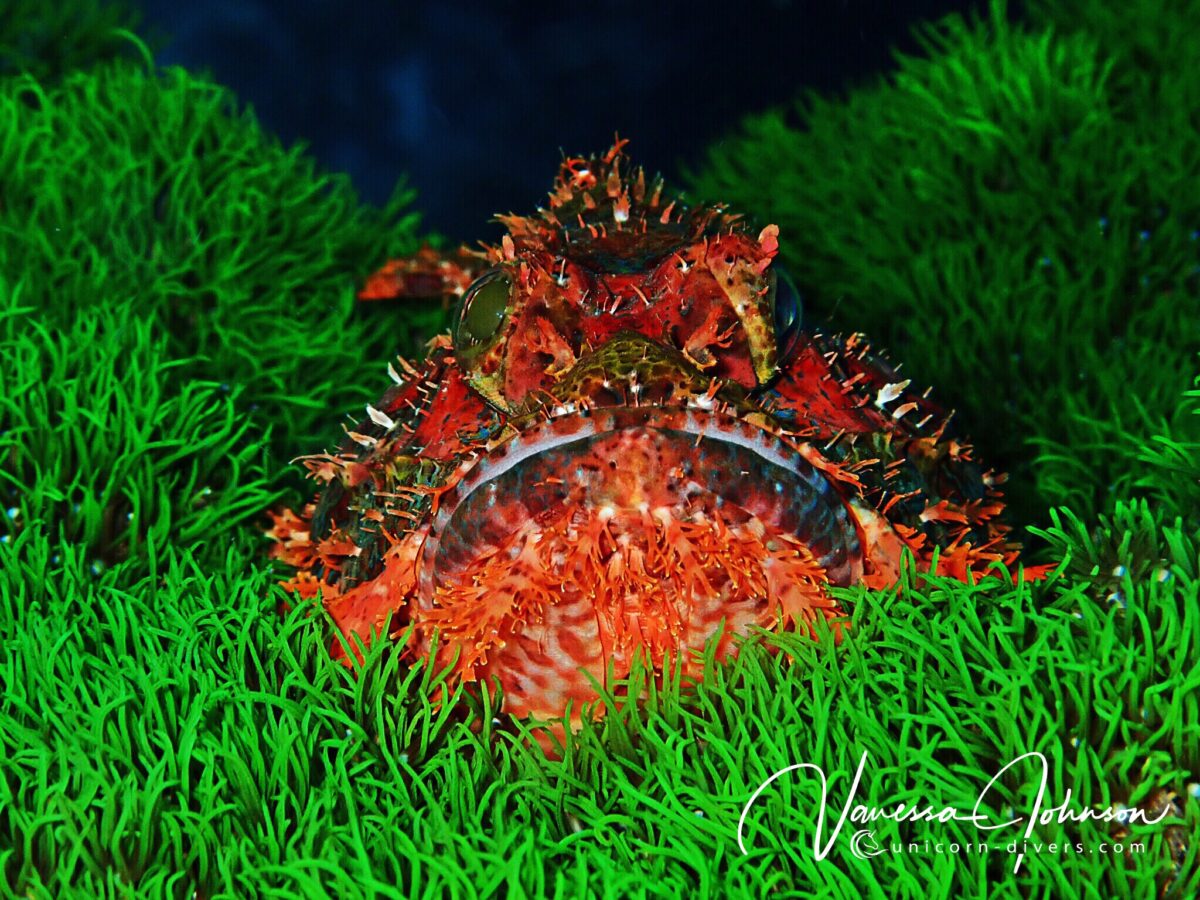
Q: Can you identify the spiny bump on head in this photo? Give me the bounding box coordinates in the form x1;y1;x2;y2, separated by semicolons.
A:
483;137;749;265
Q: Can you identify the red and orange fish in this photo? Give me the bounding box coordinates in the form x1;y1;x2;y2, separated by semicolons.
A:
269;140;1046;724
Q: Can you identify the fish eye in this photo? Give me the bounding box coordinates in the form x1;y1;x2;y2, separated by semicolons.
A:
456;271;511;347
771;267;804;362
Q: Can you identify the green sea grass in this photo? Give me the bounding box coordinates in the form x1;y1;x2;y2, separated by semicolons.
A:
0;0;1195;896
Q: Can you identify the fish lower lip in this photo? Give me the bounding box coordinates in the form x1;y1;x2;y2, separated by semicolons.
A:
418;405;864;600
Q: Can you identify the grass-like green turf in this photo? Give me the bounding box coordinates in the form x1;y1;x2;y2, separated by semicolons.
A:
1;0;1196;896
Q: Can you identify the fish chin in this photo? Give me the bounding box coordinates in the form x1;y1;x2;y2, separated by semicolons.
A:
414;405;864;720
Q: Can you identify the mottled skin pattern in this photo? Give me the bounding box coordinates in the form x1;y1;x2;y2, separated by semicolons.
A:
268;140;1045;724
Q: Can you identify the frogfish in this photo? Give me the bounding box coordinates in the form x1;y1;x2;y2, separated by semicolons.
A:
268;140;1042;724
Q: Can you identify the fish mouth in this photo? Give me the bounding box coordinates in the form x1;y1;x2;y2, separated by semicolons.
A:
415;405;864;719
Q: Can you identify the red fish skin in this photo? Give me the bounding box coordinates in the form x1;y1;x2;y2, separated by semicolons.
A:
268;139;1048;727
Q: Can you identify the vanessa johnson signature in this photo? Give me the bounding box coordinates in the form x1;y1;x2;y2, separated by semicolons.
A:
737;751;1170;873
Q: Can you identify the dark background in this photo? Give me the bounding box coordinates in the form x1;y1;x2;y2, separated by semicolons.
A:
139;0;981;242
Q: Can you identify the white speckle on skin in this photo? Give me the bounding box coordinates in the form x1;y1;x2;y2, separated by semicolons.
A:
366;405;396;430
874;380;911;408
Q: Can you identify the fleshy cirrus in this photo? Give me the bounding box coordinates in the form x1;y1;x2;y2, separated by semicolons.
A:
268;140;1046;723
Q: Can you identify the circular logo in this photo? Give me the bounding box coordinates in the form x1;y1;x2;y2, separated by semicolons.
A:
850;830;886;859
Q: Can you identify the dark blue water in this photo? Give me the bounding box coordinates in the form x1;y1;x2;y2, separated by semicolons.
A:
140;0;982;241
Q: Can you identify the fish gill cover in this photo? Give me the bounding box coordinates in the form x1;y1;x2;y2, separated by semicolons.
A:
0;0;1197;897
